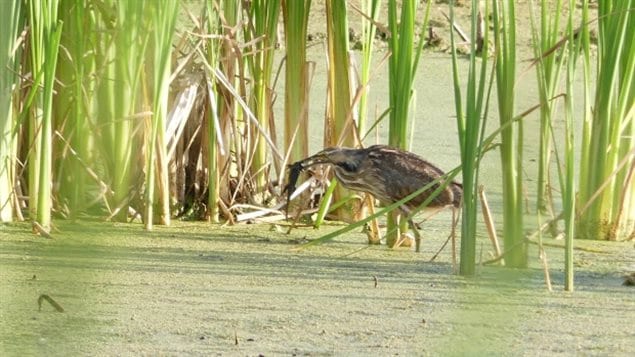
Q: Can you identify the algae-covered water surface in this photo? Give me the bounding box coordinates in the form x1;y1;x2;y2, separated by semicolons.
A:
1;220;633;355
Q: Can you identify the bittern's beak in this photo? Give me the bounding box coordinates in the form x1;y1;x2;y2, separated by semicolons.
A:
284;150;334;216
298;151;332;169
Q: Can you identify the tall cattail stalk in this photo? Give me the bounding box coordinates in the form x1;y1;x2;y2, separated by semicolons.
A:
144;0;178;229
0;0;23;222
528;0;564;216
385;0;429;247
282;0;311;164
245;0;281;200
27;0;63;232
491;0;527;267
282;0;312;219
55;0;92;218
577;0;635;241
95;1;150;221
450;0;492;275
325;0;358;221
561;0;584;291
216;0;240;213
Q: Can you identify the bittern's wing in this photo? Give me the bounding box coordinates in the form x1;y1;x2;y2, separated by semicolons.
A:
366;145;455;208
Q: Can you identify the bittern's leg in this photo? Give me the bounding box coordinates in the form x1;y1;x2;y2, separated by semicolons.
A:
392;210;412;248
399;206;422;252
408;218;422;253
364;194;381;245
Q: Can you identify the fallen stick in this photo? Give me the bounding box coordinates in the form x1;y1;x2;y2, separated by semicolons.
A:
38;294;64;312
441;11;469;43
32;221;53;239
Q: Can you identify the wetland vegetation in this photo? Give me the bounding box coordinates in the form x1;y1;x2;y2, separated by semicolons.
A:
1;0;634;354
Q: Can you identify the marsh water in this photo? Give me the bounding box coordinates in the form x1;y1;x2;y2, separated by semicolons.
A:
1;220;633;355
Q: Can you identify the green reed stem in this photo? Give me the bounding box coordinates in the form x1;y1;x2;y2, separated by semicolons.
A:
529;0;564;215
450;0;492;275
357;0;381;137
205;1;221;223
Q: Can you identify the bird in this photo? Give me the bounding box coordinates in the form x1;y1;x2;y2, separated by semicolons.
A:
285;144;462;252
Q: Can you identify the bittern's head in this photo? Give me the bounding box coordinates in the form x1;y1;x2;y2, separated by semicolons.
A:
301;147;362;174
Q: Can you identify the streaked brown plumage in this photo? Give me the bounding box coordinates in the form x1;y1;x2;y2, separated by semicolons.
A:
286;144;462;251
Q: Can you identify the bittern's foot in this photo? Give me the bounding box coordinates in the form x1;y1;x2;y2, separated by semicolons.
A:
394;232;415;248
363;223;381;245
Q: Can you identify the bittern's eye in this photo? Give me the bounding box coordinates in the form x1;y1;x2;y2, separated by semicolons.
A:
336;161;357;172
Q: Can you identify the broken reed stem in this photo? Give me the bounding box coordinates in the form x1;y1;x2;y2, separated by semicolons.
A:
539;246;553;292
479;185;502;260
429;207;459;270
527;211;564;240
482;239;527;265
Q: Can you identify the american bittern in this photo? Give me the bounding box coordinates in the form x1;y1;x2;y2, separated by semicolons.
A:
286;145;462;252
